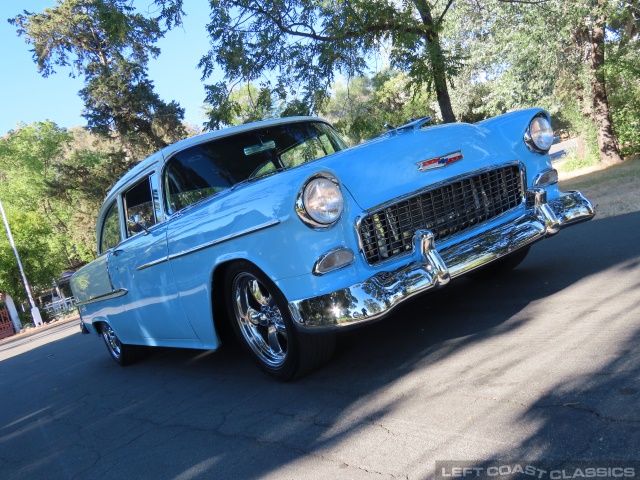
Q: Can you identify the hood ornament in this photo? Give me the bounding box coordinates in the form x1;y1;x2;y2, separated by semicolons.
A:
417;151;463;171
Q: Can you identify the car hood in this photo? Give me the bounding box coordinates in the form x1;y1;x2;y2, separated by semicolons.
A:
319;123;518;211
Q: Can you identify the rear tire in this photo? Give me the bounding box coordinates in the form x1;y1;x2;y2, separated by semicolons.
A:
224;261;335;380
100;323;139;366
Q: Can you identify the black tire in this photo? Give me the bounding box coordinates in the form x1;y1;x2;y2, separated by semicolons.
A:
467;245;531;279
224;261;335;380
100;323;139;366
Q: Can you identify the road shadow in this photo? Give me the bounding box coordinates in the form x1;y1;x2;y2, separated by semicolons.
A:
1;213;638;479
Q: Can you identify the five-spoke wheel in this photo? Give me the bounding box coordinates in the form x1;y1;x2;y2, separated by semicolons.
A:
232;272;289;368
100;323;138;366
225;261;335;380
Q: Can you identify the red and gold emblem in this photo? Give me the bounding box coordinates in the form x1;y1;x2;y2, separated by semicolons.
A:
417;151;463;171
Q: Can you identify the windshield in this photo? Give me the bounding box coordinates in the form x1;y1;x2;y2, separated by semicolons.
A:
164;121;348;214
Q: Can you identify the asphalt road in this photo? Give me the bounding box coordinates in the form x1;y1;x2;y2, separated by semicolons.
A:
1;212;639;480
549;138;579;162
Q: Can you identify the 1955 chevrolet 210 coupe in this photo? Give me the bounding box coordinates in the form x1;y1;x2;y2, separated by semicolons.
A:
71;109;595;380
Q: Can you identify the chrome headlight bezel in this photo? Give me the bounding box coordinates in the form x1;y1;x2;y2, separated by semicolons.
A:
296;173;344;228
524;114;554;153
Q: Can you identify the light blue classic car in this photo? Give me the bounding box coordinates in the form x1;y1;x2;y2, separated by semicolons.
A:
71;109;595;379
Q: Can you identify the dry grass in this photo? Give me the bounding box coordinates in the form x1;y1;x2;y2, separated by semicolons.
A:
558;154;640;219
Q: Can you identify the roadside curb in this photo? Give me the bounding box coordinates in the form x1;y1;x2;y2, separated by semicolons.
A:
0;314;80;347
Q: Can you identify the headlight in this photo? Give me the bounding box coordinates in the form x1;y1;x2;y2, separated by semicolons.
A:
525;115;554;153
296;174;344;228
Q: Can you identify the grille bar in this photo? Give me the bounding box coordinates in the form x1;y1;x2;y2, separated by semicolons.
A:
358;165;524;265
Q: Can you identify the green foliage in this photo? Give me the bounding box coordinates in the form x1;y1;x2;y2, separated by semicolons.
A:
205;83;281;128
152;0;185;30
11;0;187;158
0;123;74;280
0;206;65;303
323;71;438;143
443;1;563;119
200;0;462;128
0;122;130;299
80;58;186;158
558;148;600;172
441;0;638;163
606;39;640;157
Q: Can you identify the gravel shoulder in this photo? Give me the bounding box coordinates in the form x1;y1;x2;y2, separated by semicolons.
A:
559;153;640;219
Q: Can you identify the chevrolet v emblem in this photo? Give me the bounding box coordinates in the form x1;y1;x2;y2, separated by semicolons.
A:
417;151;463;171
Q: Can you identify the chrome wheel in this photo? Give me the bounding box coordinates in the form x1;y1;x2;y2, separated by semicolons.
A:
225;261;336;380
102;324;122;360
231;272;288;368
100;323;138;365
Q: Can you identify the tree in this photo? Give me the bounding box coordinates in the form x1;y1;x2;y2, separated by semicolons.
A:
606;25;640;157
0;122;126;268
0;207;64;305
10;0;186;159
446;0;632;164
557;0;624;164
198;0;462;128
0;123;73;302
206;83;281;127
444;1;560;121
323;71;438;143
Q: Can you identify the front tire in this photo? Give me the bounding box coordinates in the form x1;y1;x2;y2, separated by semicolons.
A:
224;261;335;380
100;323;139;366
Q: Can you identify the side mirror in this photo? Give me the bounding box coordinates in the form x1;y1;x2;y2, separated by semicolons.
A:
127;214;150;234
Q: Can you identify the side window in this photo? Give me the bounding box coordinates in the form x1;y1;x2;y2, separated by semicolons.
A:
124;177;157;237
100;202;121;254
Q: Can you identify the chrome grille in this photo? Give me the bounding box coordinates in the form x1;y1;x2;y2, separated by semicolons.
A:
358;165;524;265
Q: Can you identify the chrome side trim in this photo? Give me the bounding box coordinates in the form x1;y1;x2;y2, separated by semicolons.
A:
136;256;170;271
167;219;281;262
104;250;118;291
75;289;129;307
291;190;595;331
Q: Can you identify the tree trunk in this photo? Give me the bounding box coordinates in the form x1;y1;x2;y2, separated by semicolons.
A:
434;74;456;124
588;6;623;164
413;0;457;124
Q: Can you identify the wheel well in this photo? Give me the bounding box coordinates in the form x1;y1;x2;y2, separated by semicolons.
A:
211;259;265;343
211;262;231;327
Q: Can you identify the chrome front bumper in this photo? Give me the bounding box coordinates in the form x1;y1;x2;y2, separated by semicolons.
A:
288;190;595;331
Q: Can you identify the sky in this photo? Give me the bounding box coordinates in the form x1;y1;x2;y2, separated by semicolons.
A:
0;0;219;136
